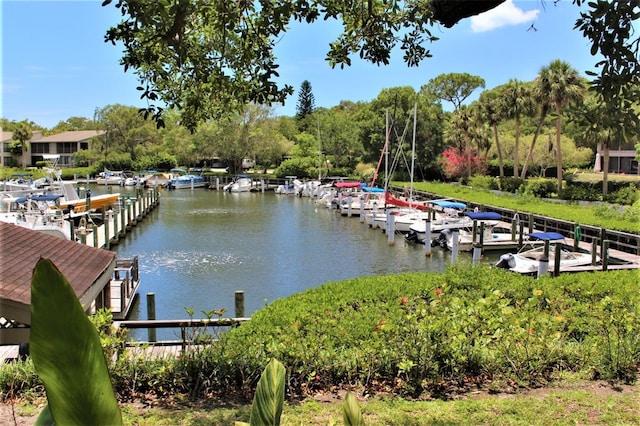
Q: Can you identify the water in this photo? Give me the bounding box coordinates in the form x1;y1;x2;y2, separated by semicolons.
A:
94;186;476;325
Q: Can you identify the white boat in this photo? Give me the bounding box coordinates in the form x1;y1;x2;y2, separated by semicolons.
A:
434;211;503;251
495;232;599;274
166;168;207;189
96;170;126;186
275;177;303;195
339;187;386;216
404;200;472;243
223;175;253;192
0;193;72;240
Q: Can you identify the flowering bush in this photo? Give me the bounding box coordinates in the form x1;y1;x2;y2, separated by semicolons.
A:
438;147;488;180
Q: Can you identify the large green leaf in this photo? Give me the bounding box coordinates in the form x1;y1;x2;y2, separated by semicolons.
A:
249;358;285;426
30;258;122;425
343;392;365;426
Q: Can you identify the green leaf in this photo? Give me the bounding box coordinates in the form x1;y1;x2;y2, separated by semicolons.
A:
249;358;285;426
343;392;365;426
30;259;123;425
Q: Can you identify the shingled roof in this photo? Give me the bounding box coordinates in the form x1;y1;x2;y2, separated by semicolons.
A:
0;222;116;335
35;130;105;143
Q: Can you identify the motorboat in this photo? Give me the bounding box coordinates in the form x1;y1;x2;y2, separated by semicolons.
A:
96;170;126;186
275;177;303;195
223;175;253;192
404;200;472;243
166;168;207;189
434;211;503;251
495;232;599;274
0;193;72;240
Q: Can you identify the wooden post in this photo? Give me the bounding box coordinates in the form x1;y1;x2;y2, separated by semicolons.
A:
104;212;110;250
450;229;459;263
147;293;156;342
93;224;99;248
235;291;245;318
423;219;432;257
472;243;482;264
537;240;550;279
592;239;599;265
553;242;562;276
602;241;609;271
573;223;581;251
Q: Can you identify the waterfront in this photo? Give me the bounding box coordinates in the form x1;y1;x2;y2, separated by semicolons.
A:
92;186;485;334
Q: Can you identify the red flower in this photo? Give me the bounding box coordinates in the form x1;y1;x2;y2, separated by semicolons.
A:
435;288;443;296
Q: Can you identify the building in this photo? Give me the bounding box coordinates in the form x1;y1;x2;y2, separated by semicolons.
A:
593;141;639;175
1;130;105;168
0;222;117;345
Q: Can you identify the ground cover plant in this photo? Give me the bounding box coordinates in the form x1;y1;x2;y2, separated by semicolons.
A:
1;265;639;424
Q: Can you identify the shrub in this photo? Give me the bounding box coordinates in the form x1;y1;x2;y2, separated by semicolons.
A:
468;175;499;190
604;185;640;205
562;182;602;202
499;177;526;193
524;178;556;198
274;157;316;178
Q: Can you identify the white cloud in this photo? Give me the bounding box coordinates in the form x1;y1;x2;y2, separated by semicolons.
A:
470;0;540;33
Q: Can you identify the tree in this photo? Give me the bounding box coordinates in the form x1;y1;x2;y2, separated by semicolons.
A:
101;1;504;130
538;60;585;195
12;120;33;168
296;80;316;121
421;73;485;111
500;79;535;177
477;89;506;177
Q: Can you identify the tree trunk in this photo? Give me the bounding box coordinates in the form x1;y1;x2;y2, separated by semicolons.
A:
513;118;520;177
555;110;563;197
493;123;504;177
602;137;610;196
521;111;547;178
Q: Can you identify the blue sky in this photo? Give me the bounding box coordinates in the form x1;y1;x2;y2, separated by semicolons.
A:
2;0;601;129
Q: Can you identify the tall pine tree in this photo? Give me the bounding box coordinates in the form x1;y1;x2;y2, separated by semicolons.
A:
296;80;315;120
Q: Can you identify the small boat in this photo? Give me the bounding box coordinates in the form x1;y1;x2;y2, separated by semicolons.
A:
96;170;126;185
495;232;599;274
0;193;73;240
404;200;472;243
435;211;504;251
223;175;253;192
165;168;207;189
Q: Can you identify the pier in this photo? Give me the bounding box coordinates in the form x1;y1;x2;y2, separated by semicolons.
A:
74;187;160;249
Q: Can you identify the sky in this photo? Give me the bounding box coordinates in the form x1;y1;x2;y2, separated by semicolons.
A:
1;0;603;129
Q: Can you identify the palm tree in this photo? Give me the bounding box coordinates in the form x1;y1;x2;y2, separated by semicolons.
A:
520;75;551;179
536;60;584;196
500;80;535;177
12;121;33;169
478;90;505;177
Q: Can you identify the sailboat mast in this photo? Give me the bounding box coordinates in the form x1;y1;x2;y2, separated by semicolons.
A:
410;103;417;204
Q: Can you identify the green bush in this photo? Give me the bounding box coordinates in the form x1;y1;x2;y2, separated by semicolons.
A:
274;157;316;178
468;175;499;190
524;178;556;198
499;177;526;193
562;183;602;202
604;185;640;205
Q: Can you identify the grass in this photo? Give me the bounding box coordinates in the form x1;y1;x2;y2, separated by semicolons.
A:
5;378;639;425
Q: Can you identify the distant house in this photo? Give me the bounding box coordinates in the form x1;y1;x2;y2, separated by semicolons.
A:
30;130;106;167
0;130;105;168
593;141;639;175
0;222;116;345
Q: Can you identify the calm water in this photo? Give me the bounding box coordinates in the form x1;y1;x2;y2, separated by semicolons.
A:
92;185;479;325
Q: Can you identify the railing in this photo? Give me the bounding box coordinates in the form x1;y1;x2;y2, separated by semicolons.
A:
114;318;251;350
393;186;640;256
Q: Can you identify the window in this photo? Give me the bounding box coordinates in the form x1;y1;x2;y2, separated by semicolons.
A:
56;142;77;154
31;143;50;154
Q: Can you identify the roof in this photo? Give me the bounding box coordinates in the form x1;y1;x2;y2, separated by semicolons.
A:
1;131;13;142
34;130;105;143
0;222;116;322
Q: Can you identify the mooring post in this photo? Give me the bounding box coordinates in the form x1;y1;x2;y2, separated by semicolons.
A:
147;293;156;342
537;240;550;279
450;229;459;263
602;241;609;271
235;291;245;318
553;242;562;277
423;219;432;257
592;239;599;265
472;243;482;264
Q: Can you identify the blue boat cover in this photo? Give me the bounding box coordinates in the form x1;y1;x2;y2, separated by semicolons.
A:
361;186;385;193
465;212;502;220
528;232;565;241
15;194;63;204
429;200;467;210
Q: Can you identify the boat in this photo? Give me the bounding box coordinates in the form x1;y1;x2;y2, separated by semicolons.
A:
339;186;386;216
95;170;127;186
0;193;73;240
165;168;207;189
223;175;253;192
434;211;503;251
404;200;473;243
495;232;599;274
274;177;303;195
